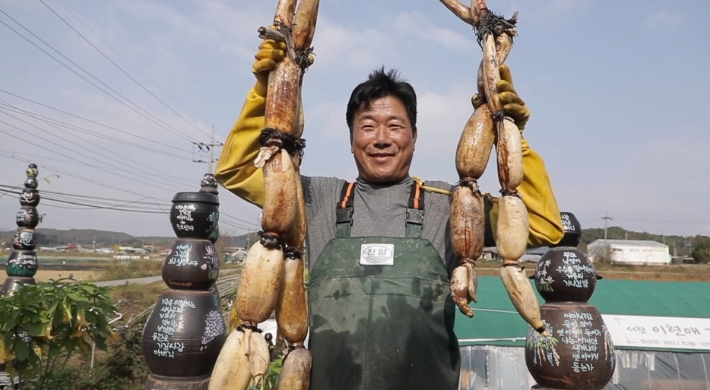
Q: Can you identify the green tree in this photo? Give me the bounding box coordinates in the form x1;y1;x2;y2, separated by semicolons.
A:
0;279;117;389
692;242;710;264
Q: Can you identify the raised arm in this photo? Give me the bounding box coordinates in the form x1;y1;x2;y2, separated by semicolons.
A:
483;65;564;247
486;138;564;248
214;39;287;208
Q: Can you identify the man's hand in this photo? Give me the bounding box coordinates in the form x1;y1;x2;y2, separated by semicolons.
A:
471;64;531;131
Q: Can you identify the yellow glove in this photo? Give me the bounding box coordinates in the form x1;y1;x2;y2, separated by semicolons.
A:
252;38;286;96
471;64;531;131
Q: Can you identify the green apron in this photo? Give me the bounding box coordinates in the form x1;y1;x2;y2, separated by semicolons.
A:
306;182;461;390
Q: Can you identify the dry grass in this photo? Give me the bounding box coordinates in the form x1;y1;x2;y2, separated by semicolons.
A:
92;259;163;282
1;270;99;284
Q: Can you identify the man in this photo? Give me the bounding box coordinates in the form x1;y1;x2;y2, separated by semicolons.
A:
215;38;564;390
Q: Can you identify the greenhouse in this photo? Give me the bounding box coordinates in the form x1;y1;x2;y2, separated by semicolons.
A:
454;276;710;390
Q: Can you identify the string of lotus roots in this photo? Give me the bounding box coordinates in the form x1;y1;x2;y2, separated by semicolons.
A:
209;0;318;388
441;0;551;336
210;0;549;388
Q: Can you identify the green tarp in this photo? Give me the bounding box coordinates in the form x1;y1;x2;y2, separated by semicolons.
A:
453;276;710;348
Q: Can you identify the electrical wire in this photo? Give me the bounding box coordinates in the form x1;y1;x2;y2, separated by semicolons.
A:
0;119;181;193
0;185;172;207
0;102;190;184
0;151;258;226
0;100;193;163
38;0;220;142
0;89;193;155
0;8;200;143
0;186;256;230
0;151;166;198
52;0;222;138
0;108;187;189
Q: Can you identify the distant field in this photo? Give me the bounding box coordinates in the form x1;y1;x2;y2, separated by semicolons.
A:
476;260;710;282
3;270;101;283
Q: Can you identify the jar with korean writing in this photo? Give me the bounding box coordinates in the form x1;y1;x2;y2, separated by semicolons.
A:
525;212;616;390
141;290;227;382
169;192;219;239
162;239;219;290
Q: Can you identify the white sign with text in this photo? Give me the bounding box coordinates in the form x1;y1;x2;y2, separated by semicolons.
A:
602;314;710;351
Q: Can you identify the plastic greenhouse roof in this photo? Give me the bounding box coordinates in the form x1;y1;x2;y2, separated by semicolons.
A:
454;276;710;350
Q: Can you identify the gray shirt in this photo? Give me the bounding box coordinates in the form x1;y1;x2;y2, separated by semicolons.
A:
301;175;494;275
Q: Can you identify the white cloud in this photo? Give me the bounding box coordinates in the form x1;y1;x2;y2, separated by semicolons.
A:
392;11;475;53
646;10;685;32
412;84;477;154
308;18;398;71
506;0;587;26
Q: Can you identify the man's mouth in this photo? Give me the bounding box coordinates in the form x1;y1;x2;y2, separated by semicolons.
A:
370;153;394;162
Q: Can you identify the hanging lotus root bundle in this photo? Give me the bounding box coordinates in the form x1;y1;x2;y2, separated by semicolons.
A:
209;0;318;389
440;0;549;337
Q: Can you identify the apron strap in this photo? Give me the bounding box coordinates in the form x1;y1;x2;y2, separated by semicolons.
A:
335;180;425;238
405;180;425;238
335;181;356;238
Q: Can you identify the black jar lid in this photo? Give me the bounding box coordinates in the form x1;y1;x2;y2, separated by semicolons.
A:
171;191;219;205
552;211;582;248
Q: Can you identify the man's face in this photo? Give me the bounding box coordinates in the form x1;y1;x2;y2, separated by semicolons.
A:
351;95;417;183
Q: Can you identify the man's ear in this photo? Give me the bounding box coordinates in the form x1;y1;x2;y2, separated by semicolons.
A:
412;127;418;149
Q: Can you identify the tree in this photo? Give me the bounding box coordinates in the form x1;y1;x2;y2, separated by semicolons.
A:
0;279;117;389
691;242;710;264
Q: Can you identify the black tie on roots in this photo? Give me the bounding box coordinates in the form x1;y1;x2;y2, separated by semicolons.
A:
259;128;306;162
237;323;262;333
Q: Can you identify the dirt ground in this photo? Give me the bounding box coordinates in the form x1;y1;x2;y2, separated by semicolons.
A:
1;270;99;284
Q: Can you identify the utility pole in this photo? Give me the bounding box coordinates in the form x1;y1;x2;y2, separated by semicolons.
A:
193;126;224;173
602;212;613;260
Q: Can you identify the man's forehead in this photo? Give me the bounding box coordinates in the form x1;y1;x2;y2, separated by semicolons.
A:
357;97;406;116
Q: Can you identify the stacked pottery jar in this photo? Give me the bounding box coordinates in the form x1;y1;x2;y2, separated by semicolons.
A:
1;164;41;296
525;212;616;390
200;174;222;301
141;174;227;389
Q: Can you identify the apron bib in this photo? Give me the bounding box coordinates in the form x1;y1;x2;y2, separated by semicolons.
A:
306;182;460;390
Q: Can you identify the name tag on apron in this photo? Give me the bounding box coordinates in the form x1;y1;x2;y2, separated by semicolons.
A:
360;243;394;266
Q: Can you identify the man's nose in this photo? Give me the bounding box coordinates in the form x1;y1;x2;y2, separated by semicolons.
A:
373;126;391;146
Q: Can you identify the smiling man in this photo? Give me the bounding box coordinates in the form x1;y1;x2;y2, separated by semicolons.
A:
215;38;564;390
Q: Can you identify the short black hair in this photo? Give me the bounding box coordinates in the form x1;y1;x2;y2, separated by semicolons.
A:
345;66;417;139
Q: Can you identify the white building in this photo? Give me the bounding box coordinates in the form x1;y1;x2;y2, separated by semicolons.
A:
587;239;670;265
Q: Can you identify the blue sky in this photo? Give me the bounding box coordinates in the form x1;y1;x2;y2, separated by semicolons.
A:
0;0;708;239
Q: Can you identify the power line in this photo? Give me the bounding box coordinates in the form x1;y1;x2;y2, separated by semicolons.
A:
0;154;259;230
0;186;256;230
0;187;165;213
0;184;171;206
0;123;179;192
0;8;198;143
52;0;220;137
0;151;169;198
0;114;181;191
38;0;219;142
0;89;193;155
192;126;224;173
0;101;190;182
0;99;192;162
0;108;187;189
